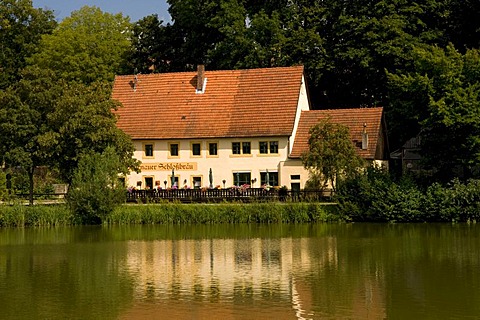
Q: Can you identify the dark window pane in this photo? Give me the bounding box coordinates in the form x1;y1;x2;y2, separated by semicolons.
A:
269;141;278;154
261;172;278;186
145;144;153;157
242;142;251;154
233;172;251;186
170;144;179;156
209;143;218;155
259;141;268;154
192;143;201;156
145;177;153;189
232;142;241;154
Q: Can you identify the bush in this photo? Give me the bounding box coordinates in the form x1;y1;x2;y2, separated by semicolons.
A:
337;166;480;223
0;171;8;201
67;148;126;224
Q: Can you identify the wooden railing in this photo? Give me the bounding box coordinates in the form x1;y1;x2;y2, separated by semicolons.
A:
12;188;333;203
126;188;333;203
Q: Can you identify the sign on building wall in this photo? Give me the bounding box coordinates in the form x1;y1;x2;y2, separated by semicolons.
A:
140;163;198;171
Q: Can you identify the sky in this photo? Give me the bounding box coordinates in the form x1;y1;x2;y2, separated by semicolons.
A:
32;0;171;23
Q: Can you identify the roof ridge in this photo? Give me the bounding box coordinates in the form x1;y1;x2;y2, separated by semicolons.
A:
115;65;304;79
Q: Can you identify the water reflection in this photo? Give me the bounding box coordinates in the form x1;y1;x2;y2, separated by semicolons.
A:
1;224;480;319
120;227;385;319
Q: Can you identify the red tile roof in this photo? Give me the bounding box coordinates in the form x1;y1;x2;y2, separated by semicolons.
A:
290;107;385;159
112;66;305;140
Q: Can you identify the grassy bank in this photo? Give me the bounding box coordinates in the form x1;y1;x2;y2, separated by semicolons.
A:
106;202;341;225
0;204;74;227
0;202;341;227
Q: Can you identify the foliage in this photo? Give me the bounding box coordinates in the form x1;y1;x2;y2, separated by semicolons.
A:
0;67;59;204
302;119;364;191
0;170;7;201
388;44;480;180
105;202;341;225
67;148;126;224
0;204;73;227
0;66;138;203
0;0;56;89
28;6;132;84
337;167;480;223
50;80;139;183
124;14;175;73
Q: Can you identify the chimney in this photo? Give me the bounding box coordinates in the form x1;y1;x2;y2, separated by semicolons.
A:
361;123;369;150
196;64;206;93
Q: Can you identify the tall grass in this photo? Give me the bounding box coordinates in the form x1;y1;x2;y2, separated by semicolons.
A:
0;205;74;227
105;202;341;225
0;202;341;227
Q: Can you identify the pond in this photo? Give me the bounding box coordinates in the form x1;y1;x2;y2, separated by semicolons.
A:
1;223;479;319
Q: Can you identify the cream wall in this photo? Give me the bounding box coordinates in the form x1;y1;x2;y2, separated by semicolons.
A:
279;159;310;188
289;75;311;155
126;137;296;189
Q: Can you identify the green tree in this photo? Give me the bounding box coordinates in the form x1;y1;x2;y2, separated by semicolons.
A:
388;44;480;181
52;80;139;183
125;14;180;73
67;147;127;224
302;119;364;191
0;0;56;89
0;67;58;204
0;67;138;204
28;6;131;84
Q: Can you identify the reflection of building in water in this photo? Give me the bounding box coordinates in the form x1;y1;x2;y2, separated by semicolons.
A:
122;236;385;319
125;238;311;299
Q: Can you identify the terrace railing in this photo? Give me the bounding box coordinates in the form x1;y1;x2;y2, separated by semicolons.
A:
126;188;333;203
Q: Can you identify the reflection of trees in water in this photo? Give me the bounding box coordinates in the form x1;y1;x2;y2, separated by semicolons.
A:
2;224;479;319
0;227;135;319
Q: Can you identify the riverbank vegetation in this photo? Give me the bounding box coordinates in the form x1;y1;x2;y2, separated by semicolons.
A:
0;202;339;227
337;167;480;223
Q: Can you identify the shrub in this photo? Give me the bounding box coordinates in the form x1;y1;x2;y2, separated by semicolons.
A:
67;148;126;224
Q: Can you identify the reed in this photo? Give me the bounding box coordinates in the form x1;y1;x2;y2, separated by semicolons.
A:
0;205;74;227
105;202;341;225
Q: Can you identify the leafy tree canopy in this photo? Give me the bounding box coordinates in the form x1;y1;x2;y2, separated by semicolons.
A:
0;66;139;202
28;6;132;84
0;0;56;89
302;119;364;190
388;44;480;181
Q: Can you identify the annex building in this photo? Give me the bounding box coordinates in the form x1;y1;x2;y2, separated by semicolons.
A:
112;65;388;190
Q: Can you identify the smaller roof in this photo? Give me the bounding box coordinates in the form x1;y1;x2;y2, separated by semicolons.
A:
290;107;385;159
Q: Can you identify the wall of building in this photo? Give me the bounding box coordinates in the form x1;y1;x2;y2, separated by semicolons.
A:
126;137;293;189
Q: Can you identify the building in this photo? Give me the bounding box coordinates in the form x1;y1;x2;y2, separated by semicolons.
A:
112;65;388;190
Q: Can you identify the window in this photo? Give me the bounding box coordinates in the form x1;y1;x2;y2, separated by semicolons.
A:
261;172;278;186
192;176;202;189
208;142;218;156
144;177;154;190
144;143;153;157
232;142;241;154
192;143;201;156
290;175;301;180
259;141;268;154
269;141;279;154
232;141;252;155
170;143;179;157
233;172;251;186
242;142;251;154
